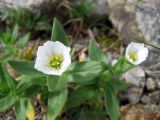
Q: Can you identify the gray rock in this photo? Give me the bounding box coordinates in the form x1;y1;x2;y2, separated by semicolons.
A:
2;0;65;15
103;0;160;68
141;95;150;104
157;81;160;89
93;0;108;16
141;91;160;104
119;67;147;104
119;86;143;104
104;0;160;46
148;91;160;104
146;78;156;91
2;0;42;8
122;67;146;87
136;1;160;47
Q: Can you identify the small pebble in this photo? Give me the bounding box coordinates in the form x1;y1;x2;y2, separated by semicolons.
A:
146;78;156;91
141;95;150;104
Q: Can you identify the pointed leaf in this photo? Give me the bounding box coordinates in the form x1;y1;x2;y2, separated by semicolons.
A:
102;58;135;80
11;25;19;43
0;94;18;112
16;33;30;48
67;61;105;84
1;64;16;91
4;72;16;91
54;73;68;91
113;58;134;74
89;40;107;63
103;84;120;120
47;73;68;92
51;18;69;46
8;60;43;76
0;53;13;63
0;81;10;96
0;64;5;83
47;89;68;120
15;99;26;120
47;75;59;92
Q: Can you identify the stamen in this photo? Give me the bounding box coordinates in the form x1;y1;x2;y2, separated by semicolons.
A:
49;54;63;69
128;51;138;62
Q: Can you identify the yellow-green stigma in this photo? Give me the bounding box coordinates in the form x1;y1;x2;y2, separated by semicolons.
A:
49;54;63;69
128;51;138;62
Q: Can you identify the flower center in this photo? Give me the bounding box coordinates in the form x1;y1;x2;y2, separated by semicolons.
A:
49;54;63;69
128;51;138;62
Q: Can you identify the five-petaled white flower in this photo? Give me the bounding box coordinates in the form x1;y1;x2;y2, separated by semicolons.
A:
125;42;148;65
34;41;71;76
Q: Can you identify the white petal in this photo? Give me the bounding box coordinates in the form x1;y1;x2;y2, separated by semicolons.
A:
35;65;62;75
125;42;149;65
129;42;144;51
34;40;71;75
137;47;148;60
61;47;71;73
61;55;71;72
35;46;50;69
39;42;54;57
51;41;67;55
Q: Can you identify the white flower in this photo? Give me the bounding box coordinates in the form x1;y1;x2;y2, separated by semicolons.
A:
34;41;71;76
125;42;148;65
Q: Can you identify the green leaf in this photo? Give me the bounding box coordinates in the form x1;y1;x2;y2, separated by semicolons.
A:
16;33;30;48
103;84;120;120
17;75;47;85
11;25;19;43
0;64;5;83
71;0;94;17
0;64;16;91
0;53;13;63
0;47;10;52
23;85;42;98
51;18;69;46
113;58;134;74
0;93;18;112
106;79;128;90
81;107;106;120
47;75;59;92
47;89;68;120
47;73;68;92
15;99;26;120
0;81;10;96
16;75;47;95
4;71;16;91
67;61;105;84
102;58;135;80
55;73;68;91
66;86;98;109
8;60;43;76
89;40;107;63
